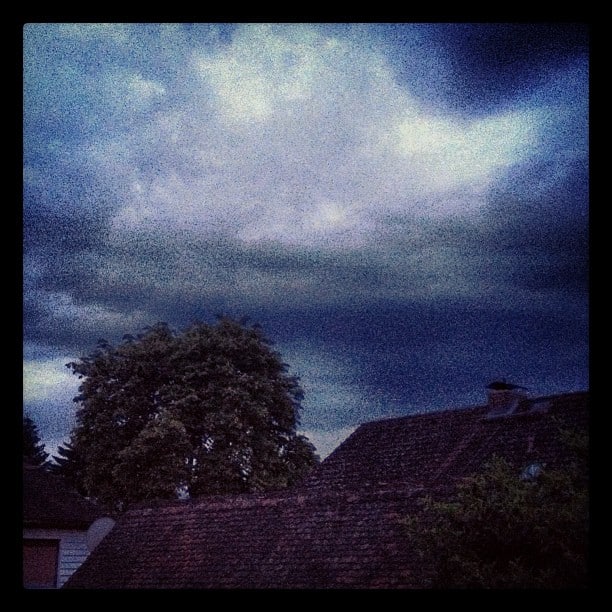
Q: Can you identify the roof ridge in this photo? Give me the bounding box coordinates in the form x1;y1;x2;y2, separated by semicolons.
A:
124;484;425;517
354;403;485;430
349;390;589;432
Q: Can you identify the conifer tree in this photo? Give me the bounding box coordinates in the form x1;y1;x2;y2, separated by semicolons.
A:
50;439;88;496
23;415;49;467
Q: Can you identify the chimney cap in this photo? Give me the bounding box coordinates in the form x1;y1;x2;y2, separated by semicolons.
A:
487;381;527;391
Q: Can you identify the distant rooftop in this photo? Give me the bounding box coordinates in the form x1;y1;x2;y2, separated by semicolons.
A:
23;465;101;529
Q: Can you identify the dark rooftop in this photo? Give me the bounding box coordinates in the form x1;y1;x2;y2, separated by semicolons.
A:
300;391;587;496
23;466;101;530
64;390;588;589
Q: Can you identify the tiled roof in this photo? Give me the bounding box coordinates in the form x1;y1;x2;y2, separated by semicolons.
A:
23;466;101;529
64;390;588;589
65;488;421;589
301;391;588;496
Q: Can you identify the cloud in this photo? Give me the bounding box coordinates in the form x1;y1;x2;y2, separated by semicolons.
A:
390;109;540;194
23;24;589;441
97;70;167;117
193;24;392;125
23;354;81;448
23;206;587;360
24;286;152;351
48;23;539;250
24;24;577;301
395;23;589;114
40;291;149;331
126;73;166;99
23;357;76;404
51;23;130;44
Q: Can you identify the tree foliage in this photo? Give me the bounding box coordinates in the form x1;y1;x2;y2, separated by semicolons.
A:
50;438;88;496
402;429;588;589
66;318;319;510
23;415;48;467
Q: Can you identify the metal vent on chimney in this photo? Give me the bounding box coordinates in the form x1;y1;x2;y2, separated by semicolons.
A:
485;381;529;419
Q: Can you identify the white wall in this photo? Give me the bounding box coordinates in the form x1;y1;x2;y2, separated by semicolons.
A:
23;528;91;588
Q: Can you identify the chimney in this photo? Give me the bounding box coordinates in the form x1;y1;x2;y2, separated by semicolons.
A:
486;381;528;418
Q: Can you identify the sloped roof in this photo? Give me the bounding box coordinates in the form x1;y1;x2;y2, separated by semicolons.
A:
301;391;588;496
23;466;101;530
64;488;421;589
64;390;588;589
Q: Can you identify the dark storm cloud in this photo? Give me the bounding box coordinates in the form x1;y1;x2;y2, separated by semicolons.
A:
23;23;588;456
258;297;588;429
24;193;588;366
23;179;112;256
483;155;588;299
379;23;589;115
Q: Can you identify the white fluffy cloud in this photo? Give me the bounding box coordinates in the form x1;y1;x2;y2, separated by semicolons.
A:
76;24;541;247
386;108;540;197
23;357;75;404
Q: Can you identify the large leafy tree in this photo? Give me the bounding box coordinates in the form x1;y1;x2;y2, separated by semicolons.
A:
66;318;319;510
402;428;588;589
23;415;49;467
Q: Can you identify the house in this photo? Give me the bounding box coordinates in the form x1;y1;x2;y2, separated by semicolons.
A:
64;386;588;589
23;465;109;588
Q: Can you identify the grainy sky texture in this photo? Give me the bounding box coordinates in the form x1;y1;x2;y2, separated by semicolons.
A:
23;23;589;458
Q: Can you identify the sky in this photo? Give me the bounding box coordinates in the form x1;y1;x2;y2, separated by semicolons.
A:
23;22;589;459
